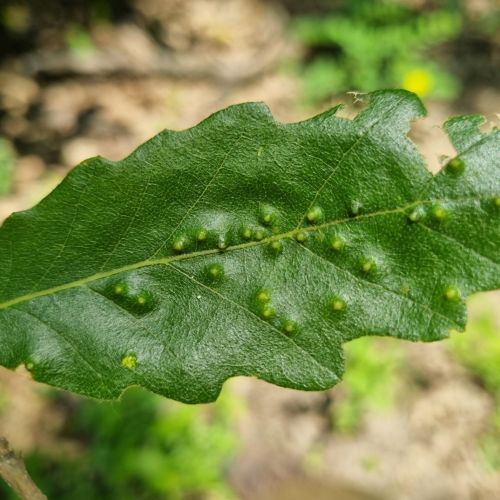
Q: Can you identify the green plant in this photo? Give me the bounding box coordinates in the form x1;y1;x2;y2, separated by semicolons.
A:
292;1;462;102
0;138;14;197
332;337;402;434
0;3;30;35
449;297;500;470
0;386;239;499
65;25;95;57
0;89;498;407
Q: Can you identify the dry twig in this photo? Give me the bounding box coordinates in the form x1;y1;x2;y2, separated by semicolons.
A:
0;437;47;500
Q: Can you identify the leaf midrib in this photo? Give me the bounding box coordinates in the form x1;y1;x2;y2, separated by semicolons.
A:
0;196;480;311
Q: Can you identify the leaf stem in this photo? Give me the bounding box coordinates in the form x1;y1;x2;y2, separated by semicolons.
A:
0;437;47;500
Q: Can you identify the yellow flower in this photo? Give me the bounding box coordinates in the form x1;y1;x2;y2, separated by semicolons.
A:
403;68;433;97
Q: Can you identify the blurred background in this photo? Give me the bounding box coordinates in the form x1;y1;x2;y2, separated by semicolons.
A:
0;0;499;498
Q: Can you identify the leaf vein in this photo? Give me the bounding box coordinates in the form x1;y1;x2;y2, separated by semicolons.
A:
11;306;114;396
169;263;339;379
297;96;404;228
295;240;460;330
151;133;245;258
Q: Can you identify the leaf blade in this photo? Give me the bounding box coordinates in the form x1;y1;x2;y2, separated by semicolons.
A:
0;89;498;402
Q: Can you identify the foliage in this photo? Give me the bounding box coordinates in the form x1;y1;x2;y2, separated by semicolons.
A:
451;299;500;392
332;337;402;434
292;0;462;103
0;4;30;35
0;138;14;197
0;89;498;404
449;297;500;470
65;25;96;57
0;386;239;499
0;0;128;58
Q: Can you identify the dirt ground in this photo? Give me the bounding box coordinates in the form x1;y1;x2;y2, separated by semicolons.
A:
0;1;499;499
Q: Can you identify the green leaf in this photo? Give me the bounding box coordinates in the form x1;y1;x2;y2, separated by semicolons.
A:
0;90;498;403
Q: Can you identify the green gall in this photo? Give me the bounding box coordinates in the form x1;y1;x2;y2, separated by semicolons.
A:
196;229;208;242
256;288;271;303
113;282;127;296
295;230;308;243
173;235;188;252
282;320;297;335
408;206;426;223
430;205;449;222
269;240;283;254
306;205;324;224
350;201;363;216
330;296;346;312
330;236;345;251
207;263;224;281
260;305;275;320
240;226;253;240
444;285;460;302
446;157;465;175
254;229;266;241
259;205;276;226
136;291;152;307
360;257;376;274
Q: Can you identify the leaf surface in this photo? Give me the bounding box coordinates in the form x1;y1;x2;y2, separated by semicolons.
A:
0;90;498;403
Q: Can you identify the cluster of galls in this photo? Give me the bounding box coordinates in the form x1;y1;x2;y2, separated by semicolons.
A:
251;287;298;335
407;203;450;224
109;154;500;370
111;281;155;314
171;204;283;255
